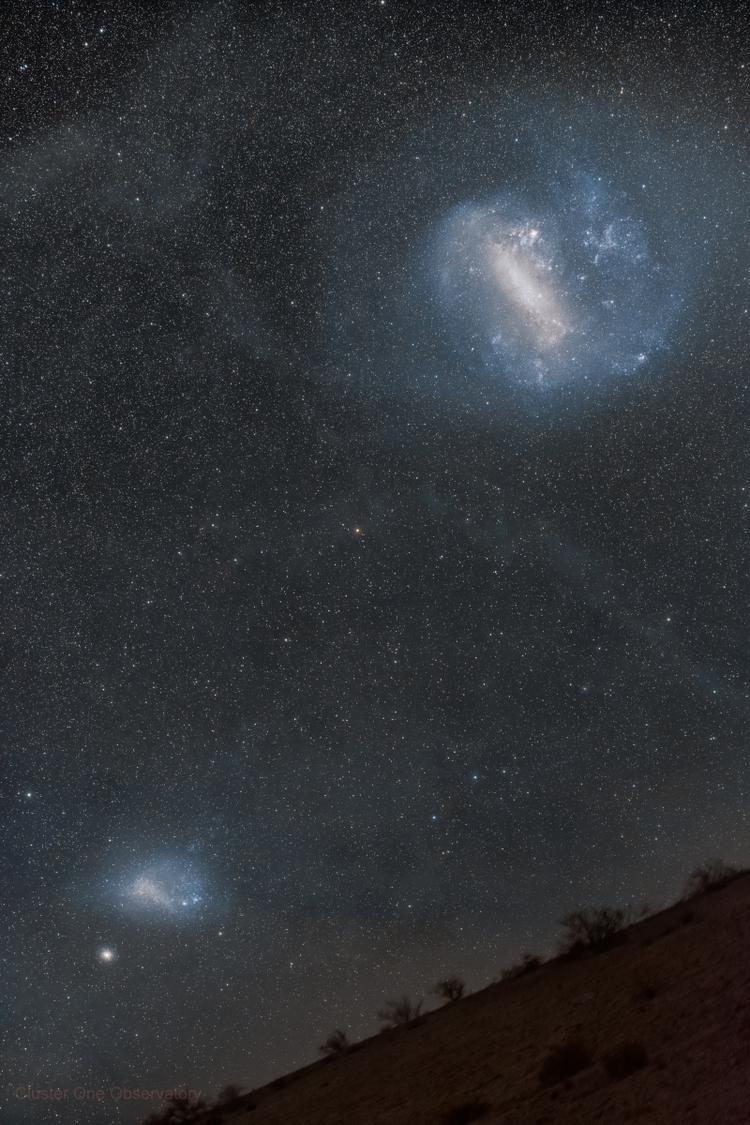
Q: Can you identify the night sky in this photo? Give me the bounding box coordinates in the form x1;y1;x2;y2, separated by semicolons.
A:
2;2;748;1120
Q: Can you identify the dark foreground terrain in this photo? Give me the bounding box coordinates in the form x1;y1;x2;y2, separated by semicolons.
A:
160;872;750;1124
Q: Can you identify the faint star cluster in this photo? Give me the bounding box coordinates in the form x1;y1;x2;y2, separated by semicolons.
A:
114;859;207;919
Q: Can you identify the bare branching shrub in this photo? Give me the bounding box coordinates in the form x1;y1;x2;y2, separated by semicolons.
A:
443;1102;491;1124
602;1040;648;1080
215;1084;242;1104
377;995;424;1028
318;1029;351;1056
143;1094;207;1124
433;976;466;1002
500;952;543;980
539;1040;592;1087
683;858;741;899
558;907;626;953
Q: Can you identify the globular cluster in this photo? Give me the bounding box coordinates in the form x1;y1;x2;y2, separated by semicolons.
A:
1;2;747;1123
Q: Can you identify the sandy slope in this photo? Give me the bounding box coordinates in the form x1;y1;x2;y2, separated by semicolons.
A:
198;874;750;1124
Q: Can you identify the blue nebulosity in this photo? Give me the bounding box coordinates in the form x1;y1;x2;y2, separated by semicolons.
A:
433;171;683;393
110;856;207;921
326;96;715;419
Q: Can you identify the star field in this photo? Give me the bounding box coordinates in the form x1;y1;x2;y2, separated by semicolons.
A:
1;2;748;1121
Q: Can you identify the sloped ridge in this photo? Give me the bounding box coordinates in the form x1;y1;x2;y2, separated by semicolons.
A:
161;872;750;1124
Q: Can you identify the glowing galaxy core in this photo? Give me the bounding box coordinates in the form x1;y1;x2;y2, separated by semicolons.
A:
432;174;682;393
488;227;570;351
115;858;206;920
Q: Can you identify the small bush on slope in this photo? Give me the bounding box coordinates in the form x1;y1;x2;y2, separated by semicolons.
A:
143;1094;207;1124
539;1040;593;1087
433;976;466;1002
500;952;543;980
603;1040;649;1080
683;858;742;899
377;995;424;1028
319;1029;351;1055
558;907;626;954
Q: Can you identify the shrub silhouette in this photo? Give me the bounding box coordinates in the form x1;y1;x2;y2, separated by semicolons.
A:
143;1094;207;1124
632;978;660;1003
558;907;625;953
500;952;543;980
683;858;741;899
377;995;424;1028
433;976;466;1002
603;1040;648;1080
443;1102;491;1123
318;1028;351;1055
539;1040;592;1087
215;1084;242;1104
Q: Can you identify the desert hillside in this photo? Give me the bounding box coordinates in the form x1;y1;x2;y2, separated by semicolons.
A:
165;871;750;1125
